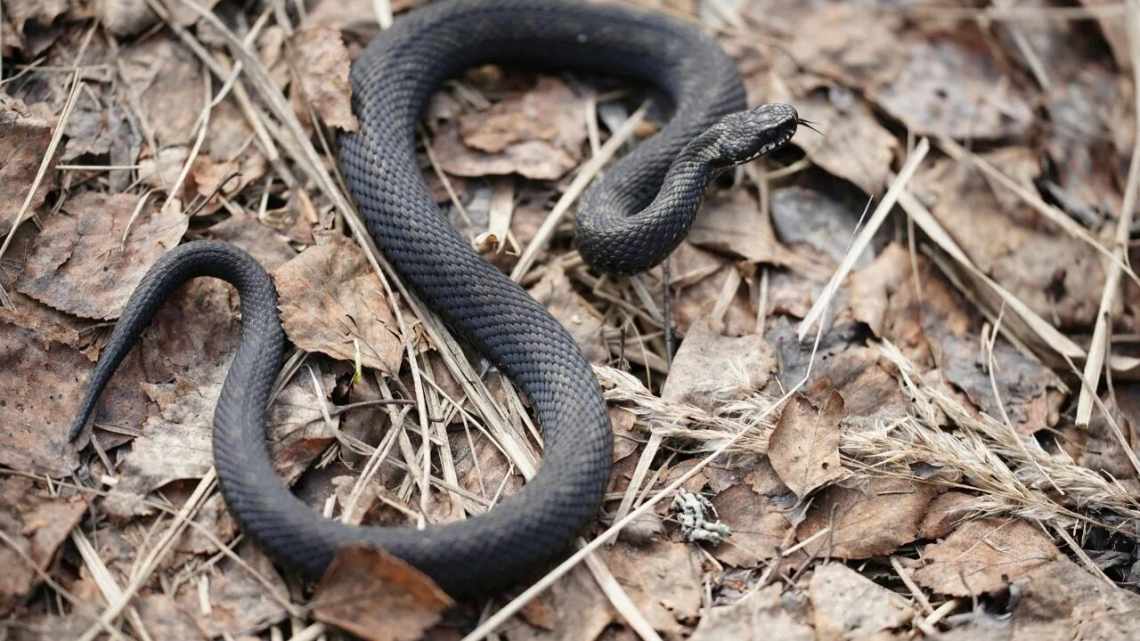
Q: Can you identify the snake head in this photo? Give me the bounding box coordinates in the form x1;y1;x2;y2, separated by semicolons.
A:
708;103;800;167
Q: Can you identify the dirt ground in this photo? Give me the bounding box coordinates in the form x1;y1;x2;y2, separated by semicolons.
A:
2;0;1140;640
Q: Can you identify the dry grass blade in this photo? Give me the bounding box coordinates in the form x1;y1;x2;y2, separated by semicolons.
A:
75;473;218;641
897;189;1085;360
1075;0;1140;425
0;63;82;263
70;530;155;641
797;137;930;340
936;136;1139;288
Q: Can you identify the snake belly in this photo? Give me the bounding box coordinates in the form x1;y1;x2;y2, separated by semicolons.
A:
70;0;758;597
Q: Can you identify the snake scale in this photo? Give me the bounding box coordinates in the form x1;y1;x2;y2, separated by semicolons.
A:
69;0;799;596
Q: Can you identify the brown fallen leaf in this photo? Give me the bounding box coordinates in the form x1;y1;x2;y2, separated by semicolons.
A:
304;0;424;34
770;185;879;269
99;0;160;36
668;244;764;337
766;318;910;422
709;483;793;567
433;76;589;181
118;36;206;148
529;264;608;364
0;476;89;615
289;27;359;132
510;563;615;641
0;95;56;235
173;540;290;638
433;125;579;181
689;584;813;641
912;518;1059;597
205;213;298;270
778;83;896;196
273;237;403;374
808;563;913;641
768;393;846;498
4;0;68;35
1008;556;1140;640
312;546;453;641
103;356;336;516
918;491;978;540
189;151;268;215
874;33;1034;139
601;540;703;635
16;192;189;319
459;76;586;154
796;477;940;559
913;150;1105;329
136;593;207;641
0;320;152;477
687;188;817;275
661;318;776;412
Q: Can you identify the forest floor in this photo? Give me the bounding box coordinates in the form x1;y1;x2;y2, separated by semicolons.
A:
2;0;1140;640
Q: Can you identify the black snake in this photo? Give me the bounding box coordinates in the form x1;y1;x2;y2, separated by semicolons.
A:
69;0;800;596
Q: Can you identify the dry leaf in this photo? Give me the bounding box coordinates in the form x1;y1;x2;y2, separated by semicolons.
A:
770;186;879;269
4;0;68;34
289;27;359;132
782;85;896;195
173;541;290;637
768;393;846;498
433;76;588;181
1007;557;1140;640
875;33;1033;139
709;484;793;567
105;357;336;516
136;593;206;641
529;264;608;363
687;189;815;274
661;319;776;411
0;321;148;477
796;478;939;559
119;36;206;147
0;95;56;235
458;77;586;154
809;563;913;641
313;546;453;641
274;237;403;373
601;540;703;635
16;192;189;319
205;214;298;270
0;476;89;614
689;584;813;641
99;0;160;36
914;150;1105;329
918;491;978;540
912;518;1059;596
510;564;615;641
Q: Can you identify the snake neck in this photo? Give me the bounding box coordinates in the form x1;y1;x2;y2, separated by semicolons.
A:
576;133;722;275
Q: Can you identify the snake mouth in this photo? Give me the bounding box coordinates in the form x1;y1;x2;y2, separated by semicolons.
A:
738;117;817;164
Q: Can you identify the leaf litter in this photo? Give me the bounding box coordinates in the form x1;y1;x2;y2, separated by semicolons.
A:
2;1;1140;640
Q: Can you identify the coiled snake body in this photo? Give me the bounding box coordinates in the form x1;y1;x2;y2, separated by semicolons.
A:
70;0;799;596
